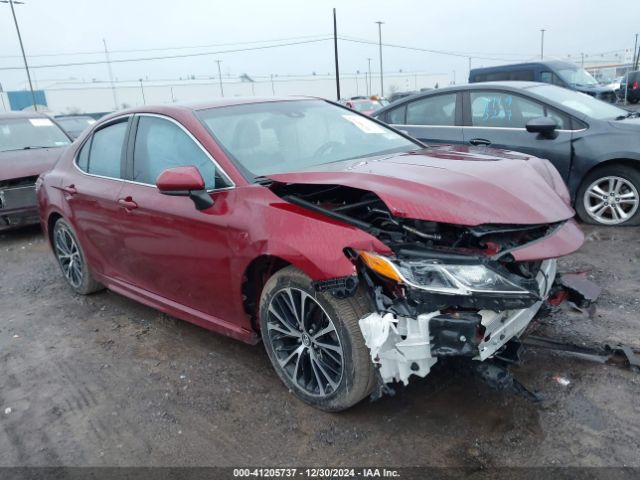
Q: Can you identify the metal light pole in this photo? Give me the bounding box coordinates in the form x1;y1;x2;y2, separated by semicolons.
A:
540;29;546;60
270;74;275;95
366;57;372;96
138;79;146;105
375;21;384;96
215;60;224;97
103;38;118;110
1;0;37;111
634;33;639;70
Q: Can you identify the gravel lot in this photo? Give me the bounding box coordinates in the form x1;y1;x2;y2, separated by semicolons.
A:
0;223;639;467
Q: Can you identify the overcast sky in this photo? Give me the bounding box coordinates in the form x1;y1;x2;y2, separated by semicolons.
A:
1;0;639;90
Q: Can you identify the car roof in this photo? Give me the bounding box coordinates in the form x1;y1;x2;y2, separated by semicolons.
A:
0;111;51;120
470;60;576;73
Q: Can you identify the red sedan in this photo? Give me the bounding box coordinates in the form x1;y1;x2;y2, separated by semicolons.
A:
1;112;71;230
38;98;584;411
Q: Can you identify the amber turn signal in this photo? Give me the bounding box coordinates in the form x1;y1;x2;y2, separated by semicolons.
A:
359;252;402;283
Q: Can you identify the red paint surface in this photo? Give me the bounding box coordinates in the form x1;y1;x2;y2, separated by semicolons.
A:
156;166;205;191
0;147;65;181
268;146;575;226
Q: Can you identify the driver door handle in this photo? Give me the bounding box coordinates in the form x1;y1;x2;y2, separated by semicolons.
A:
469;138;491;146
117;197;138;211
61;184;77;195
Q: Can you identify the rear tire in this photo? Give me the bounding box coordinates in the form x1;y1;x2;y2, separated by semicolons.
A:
259;266;376;412
52;218;104;294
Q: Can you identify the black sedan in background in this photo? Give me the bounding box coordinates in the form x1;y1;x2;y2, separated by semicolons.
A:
373;82;640;226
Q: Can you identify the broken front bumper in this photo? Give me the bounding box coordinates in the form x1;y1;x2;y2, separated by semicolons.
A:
359;259;557;385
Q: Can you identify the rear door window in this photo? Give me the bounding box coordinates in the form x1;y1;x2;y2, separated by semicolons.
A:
386;105;407;124
80;119;129;178
405;94;457;126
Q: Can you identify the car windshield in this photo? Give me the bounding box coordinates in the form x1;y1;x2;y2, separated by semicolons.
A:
529;84;627;119
197;100;419;178
0;117;71;152
351;101;380;112
56;117;96;131
556;67;599;86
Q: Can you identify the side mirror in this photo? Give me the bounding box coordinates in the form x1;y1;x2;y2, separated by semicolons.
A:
156;166;214;210
526;117;558;138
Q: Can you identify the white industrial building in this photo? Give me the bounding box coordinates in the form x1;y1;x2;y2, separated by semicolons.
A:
0;71;449;115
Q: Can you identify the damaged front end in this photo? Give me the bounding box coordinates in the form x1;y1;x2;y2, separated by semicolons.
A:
271;181;588;394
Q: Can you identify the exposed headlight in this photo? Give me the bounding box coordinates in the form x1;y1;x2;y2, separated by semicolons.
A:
359;252;529;296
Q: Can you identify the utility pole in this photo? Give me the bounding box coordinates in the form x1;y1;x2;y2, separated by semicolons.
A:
634;33;639;70
333;8;341;101
468;57;472;82
540;29;546;60
1;0;37;111
215;60;224;97
270;74;275;95
103;39;118;110
366;57;372;96
376;21;384;96
138;79;146;105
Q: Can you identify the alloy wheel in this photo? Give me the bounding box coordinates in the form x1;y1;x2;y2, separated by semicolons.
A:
583;176;639;225
54;225;84;288
266;288;344;397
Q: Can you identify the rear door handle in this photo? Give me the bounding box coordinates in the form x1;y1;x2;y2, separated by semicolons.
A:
469;138;491;146
117;197;138;211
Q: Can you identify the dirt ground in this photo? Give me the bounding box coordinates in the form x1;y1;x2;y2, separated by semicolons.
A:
0;223;639;468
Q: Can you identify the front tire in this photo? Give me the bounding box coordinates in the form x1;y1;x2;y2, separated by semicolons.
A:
52;218;104;294
259;266;376;412
575;165;640;226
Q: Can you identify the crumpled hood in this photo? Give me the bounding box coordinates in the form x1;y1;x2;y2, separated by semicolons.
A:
0;147;65;181
268;145;575;226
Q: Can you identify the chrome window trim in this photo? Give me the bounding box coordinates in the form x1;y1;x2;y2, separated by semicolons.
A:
71;113;132;182
72;112;236;193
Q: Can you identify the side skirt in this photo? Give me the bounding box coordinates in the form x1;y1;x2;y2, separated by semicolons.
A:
96;273;259;345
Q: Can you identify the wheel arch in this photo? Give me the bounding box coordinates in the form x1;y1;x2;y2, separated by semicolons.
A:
46;211;64;249
582;158;640;179
241;254;292;333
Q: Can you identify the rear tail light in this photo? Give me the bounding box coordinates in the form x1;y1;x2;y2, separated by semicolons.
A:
633;81;639;90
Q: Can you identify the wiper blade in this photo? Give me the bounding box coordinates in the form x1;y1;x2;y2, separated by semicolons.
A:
615;111;640;120
253;175;274;185
22;146;50;150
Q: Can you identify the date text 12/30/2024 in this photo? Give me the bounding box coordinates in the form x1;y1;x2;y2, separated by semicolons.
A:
233;468;400;478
